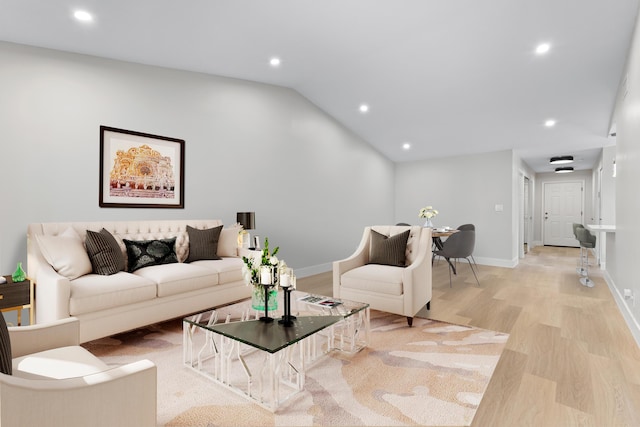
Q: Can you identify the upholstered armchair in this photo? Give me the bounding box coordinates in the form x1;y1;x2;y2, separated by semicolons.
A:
0;316;157;427
333;225;432;326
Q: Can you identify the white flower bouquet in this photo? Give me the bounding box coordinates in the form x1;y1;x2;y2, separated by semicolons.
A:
419;206;438;219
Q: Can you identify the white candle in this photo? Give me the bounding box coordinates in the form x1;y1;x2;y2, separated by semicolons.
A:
280;274;290;288
260;266;272;284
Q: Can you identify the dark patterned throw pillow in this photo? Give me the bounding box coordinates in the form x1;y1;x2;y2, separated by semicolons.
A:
369;229;410;267
85;229;125;275
186;225;223;262
123;237;178;272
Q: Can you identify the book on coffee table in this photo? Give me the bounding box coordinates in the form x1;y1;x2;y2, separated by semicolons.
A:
298;295;342;308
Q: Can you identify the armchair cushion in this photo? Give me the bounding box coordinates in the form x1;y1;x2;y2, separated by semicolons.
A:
341;264;404;296
13;345;109;380
369;229;410;267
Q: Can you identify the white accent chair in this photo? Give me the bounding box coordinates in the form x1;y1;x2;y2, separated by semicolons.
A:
333;225;432;326
0;316;157;427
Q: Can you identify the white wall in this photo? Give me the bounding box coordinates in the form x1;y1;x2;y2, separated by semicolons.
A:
0;41;395;277
395;150;515;267
610;8;640;345
600;145;617;224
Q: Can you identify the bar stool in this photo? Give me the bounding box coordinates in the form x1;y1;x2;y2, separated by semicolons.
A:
572;223;586;276
576;227;596;288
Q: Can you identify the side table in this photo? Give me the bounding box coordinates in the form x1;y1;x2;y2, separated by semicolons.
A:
0;275;34;325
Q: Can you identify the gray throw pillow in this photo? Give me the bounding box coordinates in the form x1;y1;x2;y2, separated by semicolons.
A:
0;313;12;375
85;229;125;275
123;237;178;272
186;225;223;262
369;229;410;267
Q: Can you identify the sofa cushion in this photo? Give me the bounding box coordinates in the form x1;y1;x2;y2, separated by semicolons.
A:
134;263;218;298
190;257;244;284
217;225;241;257
369;229;410;267
85;229;125;275
36;227;93;280
13;346;109;380
69;272;157;315
186;225;223;262
341;264;404;296
123;237;178;272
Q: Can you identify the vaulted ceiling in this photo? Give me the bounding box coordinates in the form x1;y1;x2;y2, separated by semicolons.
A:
1;0;637;172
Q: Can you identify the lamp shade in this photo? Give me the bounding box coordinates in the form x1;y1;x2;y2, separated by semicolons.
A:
236;212;255;230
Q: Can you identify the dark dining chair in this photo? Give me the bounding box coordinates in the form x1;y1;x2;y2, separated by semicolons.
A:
433;230;480;287
456;224;478;269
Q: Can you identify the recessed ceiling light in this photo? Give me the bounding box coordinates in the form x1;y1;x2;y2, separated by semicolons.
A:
536;43;551;55
544;119;556;127
73;10;93;22
269;57;281;67
359;104;369;113
402;142;411;150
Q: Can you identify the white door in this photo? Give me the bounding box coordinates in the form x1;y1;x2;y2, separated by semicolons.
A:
543;181;583;247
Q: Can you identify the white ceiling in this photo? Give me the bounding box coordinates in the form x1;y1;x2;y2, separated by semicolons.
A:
1;0;637;172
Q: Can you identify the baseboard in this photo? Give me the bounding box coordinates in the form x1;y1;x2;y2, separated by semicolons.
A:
531;240;543;248
603;270;640;348
295;263;332;278
474;256;518;268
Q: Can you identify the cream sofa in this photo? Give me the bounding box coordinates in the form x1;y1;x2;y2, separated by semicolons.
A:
27;219;251;343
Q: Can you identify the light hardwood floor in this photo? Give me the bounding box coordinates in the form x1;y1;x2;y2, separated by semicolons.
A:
297;245;640;426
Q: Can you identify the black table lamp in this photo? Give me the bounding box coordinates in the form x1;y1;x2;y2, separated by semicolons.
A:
236;212;255;230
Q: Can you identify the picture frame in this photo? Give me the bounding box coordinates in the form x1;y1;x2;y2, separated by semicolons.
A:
99;126;185;208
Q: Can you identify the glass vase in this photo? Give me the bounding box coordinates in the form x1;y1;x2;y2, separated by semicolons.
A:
251;285;278;311
12;262;26;282
424;218;434;228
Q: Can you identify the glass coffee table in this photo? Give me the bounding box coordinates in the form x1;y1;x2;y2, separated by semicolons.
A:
183;291;369;411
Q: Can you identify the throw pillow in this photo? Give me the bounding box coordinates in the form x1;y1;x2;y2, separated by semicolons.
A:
369;229;410;267
0;313;12;375
217;225;241;257
85;229;125;275
123;238;178;272
186;225;223;262
36;227;93;280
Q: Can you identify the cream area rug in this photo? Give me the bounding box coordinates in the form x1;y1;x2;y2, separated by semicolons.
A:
83;310;508;426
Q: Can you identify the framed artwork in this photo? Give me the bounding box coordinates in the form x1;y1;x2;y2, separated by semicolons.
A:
99;126;185;208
